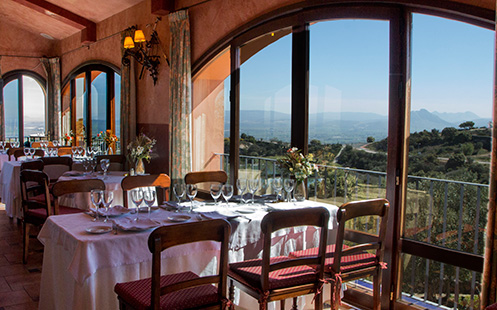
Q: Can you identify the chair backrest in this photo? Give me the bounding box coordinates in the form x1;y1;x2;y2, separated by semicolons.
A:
260;207;329;291
20;159;44;171
184;170;228;185
121;174;171;208
41;156;73;182
147;219;231;310
56;146;72;156
331;198;389;276
13;149;44;160
7;147;23;160
20;169;51;216
51;179;106;213
95;154;125;171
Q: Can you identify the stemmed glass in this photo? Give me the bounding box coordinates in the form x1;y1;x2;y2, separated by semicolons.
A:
12;141;19;148
52;140;59;147
260;178;269;196
101;190;114;223
210;184;222;206
82;158;90;175
248;178;260;204
0;141;5;152
100;159;110;178
283;178;295;202
236;179;247;204
221;184;233;207
131;189;144;221
90;158;97;175
186;184;197;213
23;148;30;159
77;147;84;158
71;146;77;158
272;177;283;201
90;189;102;222
143;190;156;217
29;148;35;159
173;183;186;203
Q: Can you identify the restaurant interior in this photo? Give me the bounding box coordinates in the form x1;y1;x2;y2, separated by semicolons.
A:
1;0;497;309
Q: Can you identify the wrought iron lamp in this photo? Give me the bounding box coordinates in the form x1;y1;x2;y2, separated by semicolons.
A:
122;17;166;85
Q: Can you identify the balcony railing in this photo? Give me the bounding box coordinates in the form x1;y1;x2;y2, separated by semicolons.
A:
215;153;487;309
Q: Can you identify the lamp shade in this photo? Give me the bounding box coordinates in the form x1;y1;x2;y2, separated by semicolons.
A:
123;36;135;49
134;30;146;43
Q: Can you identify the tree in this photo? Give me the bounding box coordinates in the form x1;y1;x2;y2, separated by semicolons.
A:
367;136;375;143
459;121;475;130
445;153;466;171
441;127;457;143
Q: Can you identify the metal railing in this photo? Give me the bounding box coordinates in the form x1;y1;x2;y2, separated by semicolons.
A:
215;153;487;309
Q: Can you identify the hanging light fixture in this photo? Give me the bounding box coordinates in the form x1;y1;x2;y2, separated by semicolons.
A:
122;17;166;85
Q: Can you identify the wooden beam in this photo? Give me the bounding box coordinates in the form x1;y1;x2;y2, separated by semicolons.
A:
151;0;175;15
13;0;96;43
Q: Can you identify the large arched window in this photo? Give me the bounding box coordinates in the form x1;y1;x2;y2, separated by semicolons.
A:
192;3;494;309
2;71;46;143
61;63;121;152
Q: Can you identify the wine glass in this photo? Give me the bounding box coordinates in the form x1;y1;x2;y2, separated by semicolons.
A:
173;183;186;203
90;158;97;175
260;178;269;196
23;148;29;159
29;148;35;159
82;158;90;175
52;140;59;147
0;141;5;152
100;159;110;178
101;190;114;223
210;184;222;205
71;146;77;158
12;141;19;148
272;177;283;201
77;147;84;158
248;178;260;204
90;189;102;222
185;184;197;213
221;184;233;207
143;189;156;217
283;178;295;202
86;147;93;158
236;179;247;204
131;189;144;221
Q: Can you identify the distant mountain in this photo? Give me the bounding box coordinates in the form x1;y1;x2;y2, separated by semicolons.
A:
226;109;490;144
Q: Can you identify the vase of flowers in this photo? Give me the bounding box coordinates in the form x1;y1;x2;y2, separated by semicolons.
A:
99;130;119;154
278;147;317;201
63;131;74;146
127;133;156;175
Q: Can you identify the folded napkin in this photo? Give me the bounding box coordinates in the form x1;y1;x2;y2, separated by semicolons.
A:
63;171;85;177
98;205;130;216
200;211;239;220
113;217;160;231
160;201;179;210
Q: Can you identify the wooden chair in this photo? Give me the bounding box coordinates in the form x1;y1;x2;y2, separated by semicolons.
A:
13;148;44;161
41;156;73;183
289;198;389;309
7;147;22;161
228;207;329;310
115;219;232;310
121;174;171;208
56;146;72;156
184;170;228;200
95;154;125;171
19;170;86;263
51;179;106;214
20;159;44;171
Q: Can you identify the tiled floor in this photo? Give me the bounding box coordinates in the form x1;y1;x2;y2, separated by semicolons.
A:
0;207;42;310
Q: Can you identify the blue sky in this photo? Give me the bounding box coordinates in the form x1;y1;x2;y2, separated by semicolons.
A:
238;13;494;118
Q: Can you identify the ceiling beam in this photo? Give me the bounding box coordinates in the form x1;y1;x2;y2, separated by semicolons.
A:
13;0;96;43
151;0;175;15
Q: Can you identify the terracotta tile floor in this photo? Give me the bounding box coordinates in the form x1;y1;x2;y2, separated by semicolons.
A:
0;205;358;310
0;206;42;310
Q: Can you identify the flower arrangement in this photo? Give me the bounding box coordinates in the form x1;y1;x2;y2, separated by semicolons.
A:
98;129;119;146
127;133;156;163
278;147;318;182
63;131;74;144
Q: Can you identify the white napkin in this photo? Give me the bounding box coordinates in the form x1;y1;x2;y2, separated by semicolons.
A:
113;217;160;231
98;205;130;216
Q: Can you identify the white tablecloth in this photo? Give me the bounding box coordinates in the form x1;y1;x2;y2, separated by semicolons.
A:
38;201;338;310
1;161;22;218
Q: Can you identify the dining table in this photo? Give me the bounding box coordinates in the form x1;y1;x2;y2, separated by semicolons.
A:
38;199;339;310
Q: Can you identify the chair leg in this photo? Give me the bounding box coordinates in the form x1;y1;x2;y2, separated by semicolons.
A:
314;291;323;310
291;297;298;310
229;279;235;301
280;299;285;310
23;222;30;264
372;270;381;310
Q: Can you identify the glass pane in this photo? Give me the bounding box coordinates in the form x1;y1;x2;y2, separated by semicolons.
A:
192;47;230;177
61;84;71;144
402;14;493;307
23;76;45;142
3;79;19;142
91;71;107;139
308;20;389;205
239;28;292;183
114;73;121;145
75;73;86;146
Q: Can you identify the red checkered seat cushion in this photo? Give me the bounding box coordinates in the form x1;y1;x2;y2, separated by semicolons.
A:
114;271;220;310
289;245;377;273
228;256;318;291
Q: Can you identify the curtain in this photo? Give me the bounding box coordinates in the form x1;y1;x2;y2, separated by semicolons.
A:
120;32;137;166
169;10;192;183
41;57;61;140
481;18;497;309
0;56;4;140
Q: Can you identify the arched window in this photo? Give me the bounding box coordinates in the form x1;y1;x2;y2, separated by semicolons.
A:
2;71;46;144
61;63;121;153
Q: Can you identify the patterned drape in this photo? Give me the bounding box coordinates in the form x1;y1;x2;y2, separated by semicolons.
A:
41;57;61;140
0;56;4;140
120;32;137;165
169;10;192;182
481;18;497;309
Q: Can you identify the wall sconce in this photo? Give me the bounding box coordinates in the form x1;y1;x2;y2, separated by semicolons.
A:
122;17;166;85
